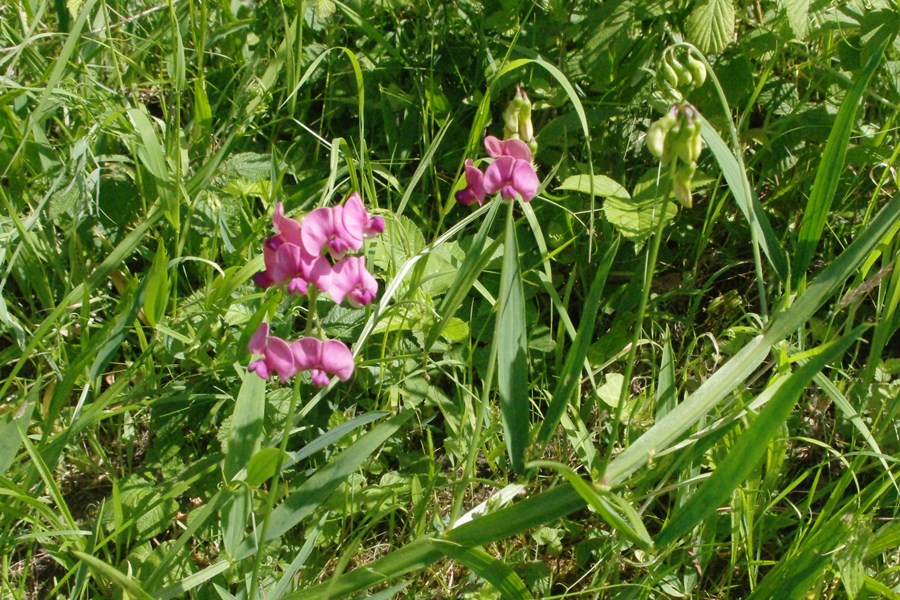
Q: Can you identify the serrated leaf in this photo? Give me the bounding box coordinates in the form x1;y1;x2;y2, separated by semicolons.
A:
687;0;736;54
557;174;630;200
777;0;810;39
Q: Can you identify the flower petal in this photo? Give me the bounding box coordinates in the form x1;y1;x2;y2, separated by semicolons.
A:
300;207;334;257
511;160;540;201
248;323;269;355
501;138;532;162
291;337;322;371
320;339;354;381
266;336;297;381
484;135;504;158
483;156;515;196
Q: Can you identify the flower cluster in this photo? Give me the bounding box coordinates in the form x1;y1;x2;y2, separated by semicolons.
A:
456;136;540;206
645;103;704;208
247;193;384;385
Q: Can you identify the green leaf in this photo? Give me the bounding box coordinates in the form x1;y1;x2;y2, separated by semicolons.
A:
425;201;501;349
793;32;892;284
437;543;533;599
73;551;153;600
222;373;265;556
686;0;736;54
557;175;630;200
495;202;530;473
604;169;678;243
528;461;652;550
244;447;291;488
143;242;169;328
655;327;865;547
700;116;789;282
777;0;810;39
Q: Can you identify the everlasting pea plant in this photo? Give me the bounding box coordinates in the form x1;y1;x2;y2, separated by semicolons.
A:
248;192;384;386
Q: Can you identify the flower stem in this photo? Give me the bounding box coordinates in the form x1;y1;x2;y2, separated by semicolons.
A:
598;165;673;481
249;375;302;599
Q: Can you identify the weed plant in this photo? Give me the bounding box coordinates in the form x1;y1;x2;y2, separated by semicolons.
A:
1;1;899;598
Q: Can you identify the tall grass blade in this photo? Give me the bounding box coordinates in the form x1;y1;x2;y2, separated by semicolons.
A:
793;31;893;284
655;326;865;547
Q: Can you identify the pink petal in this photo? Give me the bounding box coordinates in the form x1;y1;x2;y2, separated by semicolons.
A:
365;215;385;236
248;359;270;379
309;369;331;387
272;243;304;283
320;339;354;381
273;202;303;245
300;207;334;257
483;156;515;196
291;337;323;371
511;160;540;201
456;159;486;206
326;256;357;305
266;336;297;381
248;323;269;354
484;136;504;158
501;138;532;162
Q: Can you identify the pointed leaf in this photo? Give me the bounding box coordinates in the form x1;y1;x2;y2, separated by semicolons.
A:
687;0;736;53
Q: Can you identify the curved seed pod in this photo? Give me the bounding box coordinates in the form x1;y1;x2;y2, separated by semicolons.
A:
686;54;707;87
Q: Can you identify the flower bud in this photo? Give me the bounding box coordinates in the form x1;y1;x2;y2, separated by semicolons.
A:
503;85;537;152
667;54;693;89
673;161;697;208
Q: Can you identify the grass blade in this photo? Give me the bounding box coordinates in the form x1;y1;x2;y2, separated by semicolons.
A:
793;33;892;283
655;326;866;546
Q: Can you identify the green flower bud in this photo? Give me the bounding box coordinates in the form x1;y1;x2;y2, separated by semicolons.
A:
667;54;693;89
646;119;669;159
658;60;679;89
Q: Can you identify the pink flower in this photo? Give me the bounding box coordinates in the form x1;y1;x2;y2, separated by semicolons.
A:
247;323;299;381
300;205;362;260
484;136;533;162
253;203;321;295
484;155;539;202
455;159;486;206
325;256;378;307
342;192;385;238
292;337;355;387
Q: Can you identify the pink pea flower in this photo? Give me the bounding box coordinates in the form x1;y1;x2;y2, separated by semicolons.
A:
253;203;318;295
292;337;355;387
484;136;533;162
326;256;378;307
247;323;299;381
343;192;385;238
484;155;540;202
455;159;487;206
300;205;362;260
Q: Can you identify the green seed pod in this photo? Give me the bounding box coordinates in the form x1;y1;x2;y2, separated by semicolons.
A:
686;54;707;88
646;119;669;159
659;60;679;89
667;53;693;89
673;161;697;208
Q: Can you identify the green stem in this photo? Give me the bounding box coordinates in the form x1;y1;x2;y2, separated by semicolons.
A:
680;44;769;321
249;376;303;599
599;165;674;481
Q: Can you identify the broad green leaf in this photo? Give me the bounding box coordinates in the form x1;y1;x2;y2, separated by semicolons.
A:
655;327;864;546
495;201;529;473
0;400;34;474
244;447;290;488
604;169;677;243
557;175;630;200
655;333;676;420
127;108;176;225
777;0;810;39
143;242;169;328
687;0;736;54
529;461;652;550
222;373;265;556
793;33;891;284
